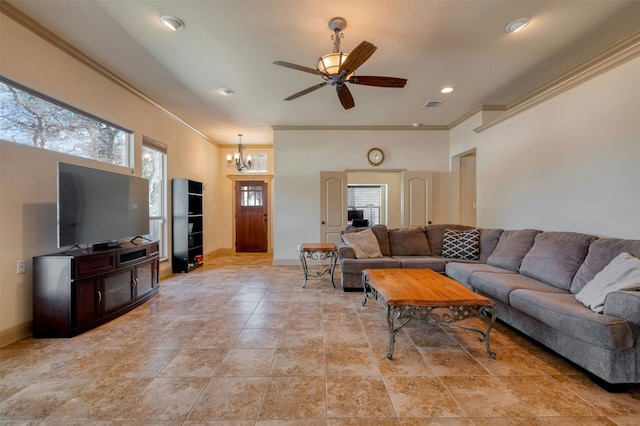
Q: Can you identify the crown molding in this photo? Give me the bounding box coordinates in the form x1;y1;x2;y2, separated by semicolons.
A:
474;29;640;133
448;105;507;129
271;125;449;131
0;1;219;146
220;144;273;149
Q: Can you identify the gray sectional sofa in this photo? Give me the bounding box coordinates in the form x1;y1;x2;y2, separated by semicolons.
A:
338;224;640;385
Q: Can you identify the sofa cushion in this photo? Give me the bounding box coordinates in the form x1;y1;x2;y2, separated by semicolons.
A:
425;224;473;257
445;262;516;288
519;231;598;291
470;271;566;305
344;224;391;256
571;238;640;294
388;227;431;256
341;228;383;259
510;290;633;350
392;256;448;273
340;257;402;274
486;229;541;272
442;228;480;260
575;252;640;313
479;229;503;262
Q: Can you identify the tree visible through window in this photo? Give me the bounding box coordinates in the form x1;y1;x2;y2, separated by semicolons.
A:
240;185;263;206
0;77;132;167
142;137;168;259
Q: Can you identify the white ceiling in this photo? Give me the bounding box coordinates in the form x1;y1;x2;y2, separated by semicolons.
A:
6;0;640;145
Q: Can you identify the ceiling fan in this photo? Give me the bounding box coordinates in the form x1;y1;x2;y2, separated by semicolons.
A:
273;17;407;110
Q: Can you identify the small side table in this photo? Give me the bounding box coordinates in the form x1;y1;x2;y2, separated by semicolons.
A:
298;243;338;288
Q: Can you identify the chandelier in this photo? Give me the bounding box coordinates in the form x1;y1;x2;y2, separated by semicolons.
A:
226;134;252;172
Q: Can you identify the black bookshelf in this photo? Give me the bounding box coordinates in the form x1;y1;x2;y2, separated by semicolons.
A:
172;179;204;273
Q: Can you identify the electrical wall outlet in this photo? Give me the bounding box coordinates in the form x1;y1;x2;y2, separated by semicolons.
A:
17;260;26;274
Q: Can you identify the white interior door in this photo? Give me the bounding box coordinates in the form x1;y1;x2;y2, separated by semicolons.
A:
403;171;433;227
320;171;347;245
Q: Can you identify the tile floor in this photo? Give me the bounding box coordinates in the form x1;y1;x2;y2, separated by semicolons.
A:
1;252;639;425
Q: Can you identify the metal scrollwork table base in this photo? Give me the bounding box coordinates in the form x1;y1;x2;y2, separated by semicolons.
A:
298;243;338;288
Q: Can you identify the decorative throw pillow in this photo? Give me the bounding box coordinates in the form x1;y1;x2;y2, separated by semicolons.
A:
341;228;383;259
442;228;480;260
575;252;640;313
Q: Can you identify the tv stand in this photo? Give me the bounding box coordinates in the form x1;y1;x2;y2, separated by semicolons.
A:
33;240;160;338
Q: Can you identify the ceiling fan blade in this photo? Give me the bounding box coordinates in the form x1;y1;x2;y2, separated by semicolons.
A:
338;41;377;74
284;82;328;101
337;85;355;110
348;75;407;88
273;60;321;75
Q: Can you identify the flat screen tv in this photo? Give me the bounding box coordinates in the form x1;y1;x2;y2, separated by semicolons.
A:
57;162;150;248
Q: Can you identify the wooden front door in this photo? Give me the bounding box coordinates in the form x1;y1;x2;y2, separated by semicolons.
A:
235;181;268;252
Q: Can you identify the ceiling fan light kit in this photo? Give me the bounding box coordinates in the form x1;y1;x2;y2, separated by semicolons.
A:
273;16;407;110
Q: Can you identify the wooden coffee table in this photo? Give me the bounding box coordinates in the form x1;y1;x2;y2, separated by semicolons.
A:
362;268;496;359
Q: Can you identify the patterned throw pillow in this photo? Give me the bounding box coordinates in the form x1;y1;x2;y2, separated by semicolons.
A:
442;228;480;260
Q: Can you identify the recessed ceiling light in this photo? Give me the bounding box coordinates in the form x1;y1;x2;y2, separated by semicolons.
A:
160;15;185;31
217;88;234;96
505;18;529;33
441;87;454;94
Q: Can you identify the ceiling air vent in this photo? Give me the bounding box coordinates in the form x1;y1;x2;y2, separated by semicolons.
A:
422;100;444;108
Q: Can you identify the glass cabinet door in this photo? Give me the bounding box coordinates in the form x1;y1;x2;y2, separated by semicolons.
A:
135;261;156;298
103;268;134;312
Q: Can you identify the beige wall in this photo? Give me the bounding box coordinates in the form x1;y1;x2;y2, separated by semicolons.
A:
0;13;222;343
450;55;640;239
272;129;451;263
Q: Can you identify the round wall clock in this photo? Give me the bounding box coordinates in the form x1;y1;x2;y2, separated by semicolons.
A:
367;148;384;166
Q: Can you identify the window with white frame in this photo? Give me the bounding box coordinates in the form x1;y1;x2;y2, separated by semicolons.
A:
0;77;133;167
243;153;268;174
347;185;384;225
142;137;168;259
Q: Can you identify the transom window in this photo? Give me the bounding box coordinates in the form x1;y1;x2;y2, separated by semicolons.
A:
0;77;133;167
243;153;268;174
